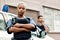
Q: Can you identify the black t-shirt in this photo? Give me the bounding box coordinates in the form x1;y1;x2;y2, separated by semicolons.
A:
36;23;45;31
7;17;36;39
13;17;31;39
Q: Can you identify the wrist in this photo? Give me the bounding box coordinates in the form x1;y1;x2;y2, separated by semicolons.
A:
9;27;13;32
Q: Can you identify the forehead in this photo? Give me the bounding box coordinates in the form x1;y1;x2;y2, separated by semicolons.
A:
17;3;26;8
39;17;43;19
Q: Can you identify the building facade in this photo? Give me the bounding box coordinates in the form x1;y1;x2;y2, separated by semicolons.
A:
0;0;60;32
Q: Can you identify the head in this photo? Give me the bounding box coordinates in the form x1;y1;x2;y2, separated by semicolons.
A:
17;3;26;16
38;15;44;23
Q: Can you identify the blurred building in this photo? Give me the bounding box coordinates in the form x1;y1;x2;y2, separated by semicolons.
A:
0;0;60;40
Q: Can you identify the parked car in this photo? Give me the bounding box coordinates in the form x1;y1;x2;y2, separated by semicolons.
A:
0;11;16;40
0;11;54;40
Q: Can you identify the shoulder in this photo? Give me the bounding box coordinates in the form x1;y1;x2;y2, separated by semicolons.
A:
25;16;31;18
25;16;34;20
7;17;16;23
7;19;12;22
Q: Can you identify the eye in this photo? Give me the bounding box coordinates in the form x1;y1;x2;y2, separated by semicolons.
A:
19;7;21;9
22;8;25;10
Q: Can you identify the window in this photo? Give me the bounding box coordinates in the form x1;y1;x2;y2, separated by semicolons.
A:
0;13;6;31
8;6;39;23
43;6;60;32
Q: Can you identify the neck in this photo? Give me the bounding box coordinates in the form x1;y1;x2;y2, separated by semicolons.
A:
18;15;24;18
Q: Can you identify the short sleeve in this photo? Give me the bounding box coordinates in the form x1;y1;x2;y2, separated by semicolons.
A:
30;18;36;31
6;19;13;34
30;18;35;24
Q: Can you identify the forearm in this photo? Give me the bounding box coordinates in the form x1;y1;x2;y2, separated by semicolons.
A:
20;24;35;30
9;27;30;33
13;23;35;30
43;25;49;32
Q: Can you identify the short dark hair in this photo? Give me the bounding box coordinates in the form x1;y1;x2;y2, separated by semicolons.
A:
38;15;43;19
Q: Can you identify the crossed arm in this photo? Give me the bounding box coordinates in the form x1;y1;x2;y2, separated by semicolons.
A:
9;23;35;33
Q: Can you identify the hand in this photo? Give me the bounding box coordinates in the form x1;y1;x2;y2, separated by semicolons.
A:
9;27;17;32
41;22;45;25
24;28;30;32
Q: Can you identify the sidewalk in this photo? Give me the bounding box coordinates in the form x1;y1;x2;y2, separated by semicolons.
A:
32;35;55;40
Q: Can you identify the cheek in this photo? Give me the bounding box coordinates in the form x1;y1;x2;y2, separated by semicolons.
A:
39;19;41;20
23;10;26;12
39;19;42;21
22;10;26;13
38;19;40;21
17;9;20;12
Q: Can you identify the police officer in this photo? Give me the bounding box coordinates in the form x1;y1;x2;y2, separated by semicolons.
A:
7;3;36;40
36;15;49;38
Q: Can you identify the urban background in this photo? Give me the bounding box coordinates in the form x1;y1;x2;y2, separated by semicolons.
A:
0;0;60;40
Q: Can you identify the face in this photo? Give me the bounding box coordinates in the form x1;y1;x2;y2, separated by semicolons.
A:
38;17;43;22
17;4;26;16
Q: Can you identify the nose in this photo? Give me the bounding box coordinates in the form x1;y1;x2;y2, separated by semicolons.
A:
20;8;23;11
